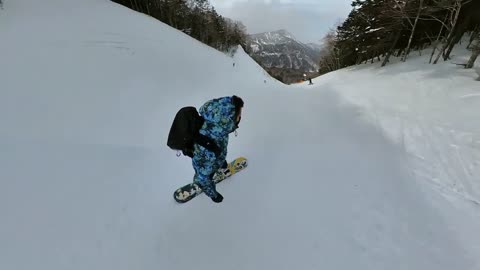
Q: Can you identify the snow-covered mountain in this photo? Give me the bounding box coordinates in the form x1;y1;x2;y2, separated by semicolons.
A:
306;42;323;51
1;1;480;270
246;29;321;73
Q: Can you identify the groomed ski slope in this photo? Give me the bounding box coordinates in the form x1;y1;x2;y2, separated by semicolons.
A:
297;47;480;207
1;1;479;269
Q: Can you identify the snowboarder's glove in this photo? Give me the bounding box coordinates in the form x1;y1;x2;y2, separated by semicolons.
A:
211;192;223;203
182;148;194;158
195;134;221;156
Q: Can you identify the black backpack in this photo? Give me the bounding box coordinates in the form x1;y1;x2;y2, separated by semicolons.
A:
167;106;220;158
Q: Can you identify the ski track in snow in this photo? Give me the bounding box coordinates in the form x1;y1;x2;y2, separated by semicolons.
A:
304;54;480;208
460;93;480;99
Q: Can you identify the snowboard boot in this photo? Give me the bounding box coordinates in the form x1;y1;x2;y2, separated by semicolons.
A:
211;192;224;203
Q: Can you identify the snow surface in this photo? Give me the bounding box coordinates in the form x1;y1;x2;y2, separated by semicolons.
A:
299;47;480;206
1;0;479;269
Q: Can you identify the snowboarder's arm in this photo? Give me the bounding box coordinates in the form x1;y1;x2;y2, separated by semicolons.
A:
195;134;221;156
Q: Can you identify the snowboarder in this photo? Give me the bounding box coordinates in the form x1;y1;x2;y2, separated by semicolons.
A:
191;95;244;203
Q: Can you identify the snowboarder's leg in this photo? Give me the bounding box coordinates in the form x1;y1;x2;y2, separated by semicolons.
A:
192;144;222;200
212;138;228;176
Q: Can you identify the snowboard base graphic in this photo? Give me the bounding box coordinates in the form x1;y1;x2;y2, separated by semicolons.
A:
173;157;248;203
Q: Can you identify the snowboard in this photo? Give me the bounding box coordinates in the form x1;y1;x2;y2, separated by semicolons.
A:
173;157;248;203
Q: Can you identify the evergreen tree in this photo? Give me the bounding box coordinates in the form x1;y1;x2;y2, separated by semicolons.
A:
111;0;247;53
319;0;480;73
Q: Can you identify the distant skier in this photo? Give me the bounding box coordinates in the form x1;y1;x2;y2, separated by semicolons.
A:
191;95;244;203
308;78;313;85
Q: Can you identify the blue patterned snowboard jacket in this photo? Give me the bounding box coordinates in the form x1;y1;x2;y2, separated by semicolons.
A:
192;96;238;199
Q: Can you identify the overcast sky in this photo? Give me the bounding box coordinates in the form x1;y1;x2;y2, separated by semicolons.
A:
209;0;353;44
